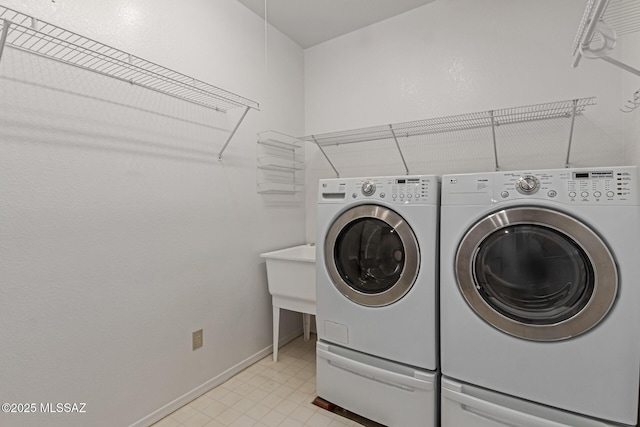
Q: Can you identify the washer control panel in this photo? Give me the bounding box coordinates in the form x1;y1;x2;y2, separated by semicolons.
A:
442;166;638;205
497;168;636;204
319;175;438;205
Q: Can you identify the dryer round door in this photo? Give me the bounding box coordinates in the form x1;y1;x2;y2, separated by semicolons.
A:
455;206;617;341
325;205;420;307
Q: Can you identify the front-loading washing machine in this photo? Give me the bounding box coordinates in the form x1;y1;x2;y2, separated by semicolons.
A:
315;175;439;427
440;166;639;426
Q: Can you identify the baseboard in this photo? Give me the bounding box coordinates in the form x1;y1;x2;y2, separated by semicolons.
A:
130;329;303;427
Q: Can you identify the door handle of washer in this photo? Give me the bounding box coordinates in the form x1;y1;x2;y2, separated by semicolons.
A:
441;386;610;427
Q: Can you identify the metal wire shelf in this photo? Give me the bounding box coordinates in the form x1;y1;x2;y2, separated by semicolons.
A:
299;98;595;176
571;0;640;77
0;5;259;159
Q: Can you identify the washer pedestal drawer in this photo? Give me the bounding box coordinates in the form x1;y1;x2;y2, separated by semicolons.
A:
316;341;437;427
441;376;621;427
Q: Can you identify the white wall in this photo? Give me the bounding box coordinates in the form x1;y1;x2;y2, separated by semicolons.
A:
621;29;640;168
304;0;631;243
0;1;305;426
1;1;638;425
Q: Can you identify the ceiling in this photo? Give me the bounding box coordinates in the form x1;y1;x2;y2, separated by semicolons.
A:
236;0;436;48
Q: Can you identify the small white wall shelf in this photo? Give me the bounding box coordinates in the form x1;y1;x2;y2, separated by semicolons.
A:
572;0;640;77
299;97;596;177
257;131;304;195
0;5;259;159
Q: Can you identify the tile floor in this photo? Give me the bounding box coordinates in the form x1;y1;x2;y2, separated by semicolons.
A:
152;334;363;427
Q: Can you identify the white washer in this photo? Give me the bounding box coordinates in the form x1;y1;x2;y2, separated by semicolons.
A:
317;175;439;369
316;175;439;427
440;166;640;426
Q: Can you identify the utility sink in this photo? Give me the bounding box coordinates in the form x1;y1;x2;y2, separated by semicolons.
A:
261;244;316;361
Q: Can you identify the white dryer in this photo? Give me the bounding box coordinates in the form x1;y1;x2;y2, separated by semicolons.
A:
440;166;640;426
315;175;439;427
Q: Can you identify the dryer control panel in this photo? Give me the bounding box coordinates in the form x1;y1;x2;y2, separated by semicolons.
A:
319;175;439;205
442;166;638;206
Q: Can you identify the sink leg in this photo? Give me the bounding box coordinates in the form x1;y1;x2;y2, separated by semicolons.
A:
303;313;311;341
273;306;280;362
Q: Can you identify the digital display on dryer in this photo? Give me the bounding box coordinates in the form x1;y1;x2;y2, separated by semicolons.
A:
573;171;614;179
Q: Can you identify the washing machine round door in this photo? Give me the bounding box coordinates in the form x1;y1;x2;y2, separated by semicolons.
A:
325;205;419;307
456;207;617;341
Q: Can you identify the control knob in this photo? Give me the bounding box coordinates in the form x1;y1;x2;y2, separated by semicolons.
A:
361;180;376;196
516;175;540;194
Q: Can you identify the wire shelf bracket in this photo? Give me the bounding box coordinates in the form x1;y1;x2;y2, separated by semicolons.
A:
489;110;500;171
572;0;640;77
312;135;340;178
0;6;259;159
0;19;9;61
389;124;410;175
218;106;251;161
565;100;579;168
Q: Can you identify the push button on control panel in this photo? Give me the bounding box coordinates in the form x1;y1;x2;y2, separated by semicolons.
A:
547;190;557;198
390;177;429;203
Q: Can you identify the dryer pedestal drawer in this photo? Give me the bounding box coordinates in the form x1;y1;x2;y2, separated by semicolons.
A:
441;377;623;427
316;341;437;427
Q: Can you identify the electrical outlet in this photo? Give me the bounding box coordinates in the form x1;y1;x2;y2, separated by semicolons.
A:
192;329;203;350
